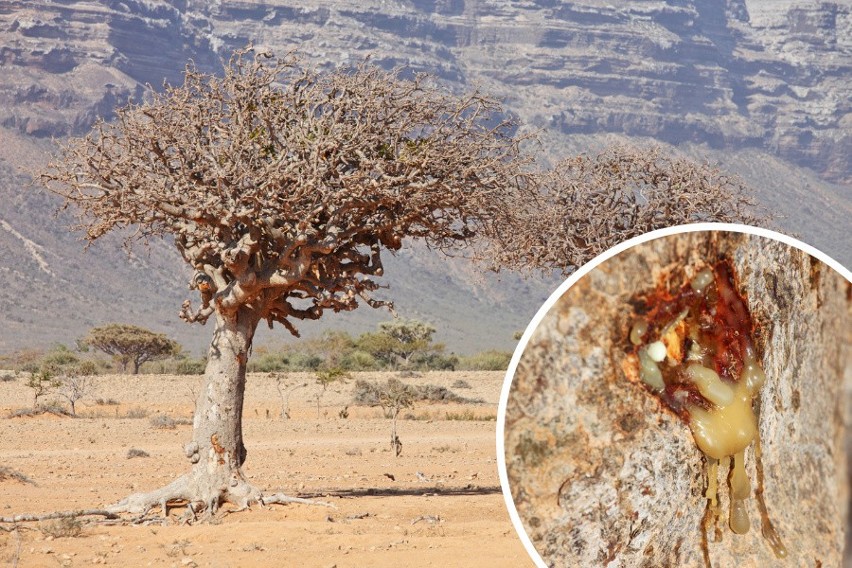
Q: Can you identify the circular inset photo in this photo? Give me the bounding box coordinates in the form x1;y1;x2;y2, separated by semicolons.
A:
497;224;851;567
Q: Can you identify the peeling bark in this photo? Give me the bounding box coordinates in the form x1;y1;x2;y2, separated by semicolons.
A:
504;231;850;567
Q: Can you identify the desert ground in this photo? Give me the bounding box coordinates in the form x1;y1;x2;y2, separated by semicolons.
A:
0;371;532;567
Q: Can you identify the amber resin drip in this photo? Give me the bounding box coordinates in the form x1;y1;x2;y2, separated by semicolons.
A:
628;260;787;558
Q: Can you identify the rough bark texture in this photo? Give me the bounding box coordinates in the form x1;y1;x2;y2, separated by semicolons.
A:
504;231;850;567
109;307;261;515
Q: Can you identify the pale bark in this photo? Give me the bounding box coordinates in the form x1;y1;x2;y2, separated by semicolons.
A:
108;306;262;516
504;231;849;567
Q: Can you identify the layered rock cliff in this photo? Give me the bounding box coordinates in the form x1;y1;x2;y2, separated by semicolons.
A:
0;0;848;352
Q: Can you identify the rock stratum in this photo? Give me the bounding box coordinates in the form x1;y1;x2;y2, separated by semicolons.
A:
0;0;848;353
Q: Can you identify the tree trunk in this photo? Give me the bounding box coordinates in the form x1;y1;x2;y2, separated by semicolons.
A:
503;232;849;567
109;306;261;515
131;359;140;375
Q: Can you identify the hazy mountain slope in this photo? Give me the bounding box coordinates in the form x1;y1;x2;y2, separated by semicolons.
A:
0;0;847;355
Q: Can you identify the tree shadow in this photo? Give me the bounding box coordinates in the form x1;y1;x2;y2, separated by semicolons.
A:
296;485;502;498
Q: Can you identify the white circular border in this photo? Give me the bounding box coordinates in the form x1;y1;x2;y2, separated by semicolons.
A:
495;222;852;567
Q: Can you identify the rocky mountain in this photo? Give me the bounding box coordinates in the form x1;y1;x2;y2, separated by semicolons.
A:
0;0;848;354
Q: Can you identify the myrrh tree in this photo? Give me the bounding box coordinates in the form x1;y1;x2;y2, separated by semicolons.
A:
35;47;759;520
39;49;535;517
487;146;763;273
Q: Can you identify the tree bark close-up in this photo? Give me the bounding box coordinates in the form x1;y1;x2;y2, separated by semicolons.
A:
504;230;850;567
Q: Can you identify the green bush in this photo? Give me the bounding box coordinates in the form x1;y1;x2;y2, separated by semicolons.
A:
175;358;205;375
289;353;323;371
416;352;459;371
458;350;512;371
249;352;289;372
340;350;378;371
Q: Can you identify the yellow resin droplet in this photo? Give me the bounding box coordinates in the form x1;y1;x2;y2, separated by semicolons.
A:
705;458;719;506
730;451;751;500
687;380;757;460
638;348;664;391
690;268;715;293
730;498;750;534
629;319;648;345
742;355;767;395
686;364;735;407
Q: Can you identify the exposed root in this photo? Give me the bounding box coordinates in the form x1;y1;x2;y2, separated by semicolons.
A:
2;480;334;528
261;493;336;508
0;509;119;523
106;474;193;517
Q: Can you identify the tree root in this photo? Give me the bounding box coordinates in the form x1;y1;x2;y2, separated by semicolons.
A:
260;493;335;508
0;509;120;524
1;479;335;527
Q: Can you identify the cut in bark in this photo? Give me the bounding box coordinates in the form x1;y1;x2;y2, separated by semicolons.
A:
503;230;849;566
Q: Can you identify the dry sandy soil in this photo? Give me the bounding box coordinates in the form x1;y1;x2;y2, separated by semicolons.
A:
0;371;532;567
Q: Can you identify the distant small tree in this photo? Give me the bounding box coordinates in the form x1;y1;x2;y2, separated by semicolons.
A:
357;319;442;369
352;378;415;457
26;369;60;409
313;368;351;419
56;366;98;416
84;324;180;374
272;373;307;419
311;330;356;369
379;378;416;457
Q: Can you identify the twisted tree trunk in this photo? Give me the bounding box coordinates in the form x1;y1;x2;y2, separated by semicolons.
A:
109;307;261;516
504;231;849;567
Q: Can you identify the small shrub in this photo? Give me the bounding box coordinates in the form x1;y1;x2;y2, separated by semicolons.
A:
41;516;83;538
250;352;289;372
39;347;80;370
126;448;150;459
8;403;72;418
352;380;479;406
41;401;71;416
149;414;190;429
150;414;177;429
418;352;459;371
7;407;38;418
289;353;323;371
451;379;471;389
76;360;99;376
95;398;120;406
123;407;149;419
444;410;496;421
0;465;35;484
0;371;16;382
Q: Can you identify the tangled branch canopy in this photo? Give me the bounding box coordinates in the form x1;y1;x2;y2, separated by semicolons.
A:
43;48;763;333
43;49;533;334
488;147;765;273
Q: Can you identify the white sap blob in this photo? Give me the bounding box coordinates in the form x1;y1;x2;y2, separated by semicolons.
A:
646;341;667;362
